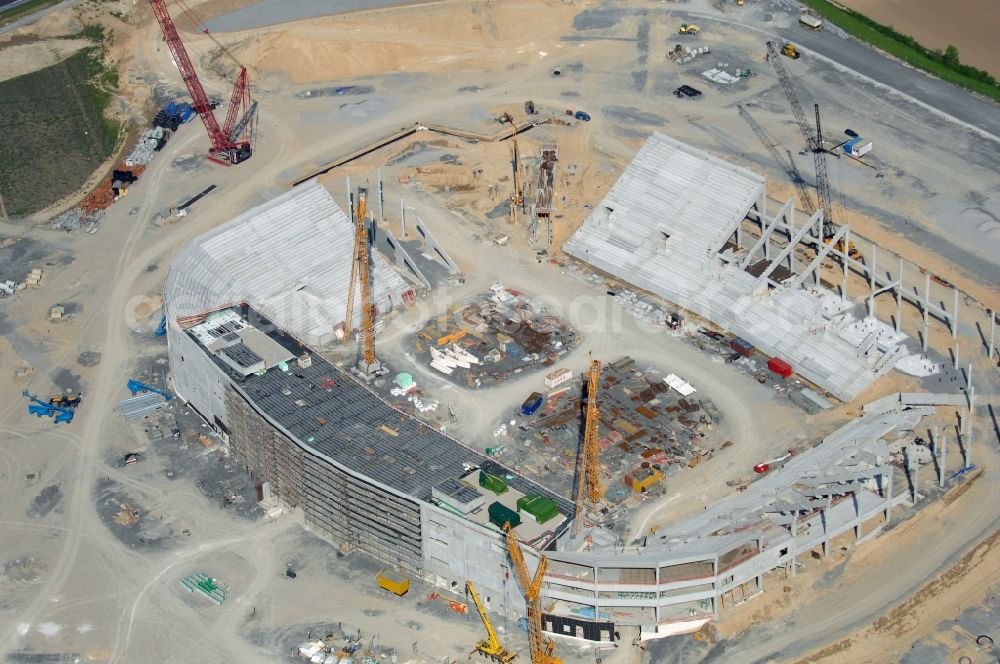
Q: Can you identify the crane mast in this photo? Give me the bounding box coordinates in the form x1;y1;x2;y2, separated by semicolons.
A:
765;41;834;236
344;189;381;375
506;527;561;664
573;358;602;536
466;581;517;663
148;0;252;164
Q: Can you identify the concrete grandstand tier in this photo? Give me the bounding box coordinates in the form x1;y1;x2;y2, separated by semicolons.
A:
564;132;909;401
164;180;412;346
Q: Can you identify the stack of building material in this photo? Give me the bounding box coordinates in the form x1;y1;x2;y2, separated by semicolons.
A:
179;572;227;606
114;393;169;420
25;268;42;287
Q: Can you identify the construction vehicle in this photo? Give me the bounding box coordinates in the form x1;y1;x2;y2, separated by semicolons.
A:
506;526;561;664
49;394;82;408
822;236;863;262
754;449;794;473
501;114;525;218
155;315;167;337
466;581;517;663
766;41;839;240
23;390;74;424
780;42;801;59
148;0;255;164
678;23;700;35
344;188;382;375
126;379;173;401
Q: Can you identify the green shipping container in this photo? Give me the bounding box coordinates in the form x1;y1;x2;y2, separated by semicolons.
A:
488;501;521;530
516;494;559;524
479;470;508;495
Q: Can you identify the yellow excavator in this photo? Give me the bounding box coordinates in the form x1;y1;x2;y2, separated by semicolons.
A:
467;581;517;663
678;23;700;35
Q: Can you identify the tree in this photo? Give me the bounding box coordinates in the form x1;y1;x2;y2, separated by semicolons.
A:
943;45;960;68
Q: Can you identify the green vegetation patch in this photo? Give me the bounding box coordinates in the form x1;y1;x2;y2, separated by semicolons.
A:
0;45;121;217
799;0;1000;103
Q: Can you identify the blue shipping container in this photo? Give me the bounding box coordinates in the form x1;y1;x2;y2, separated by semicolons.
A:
521;392;543;416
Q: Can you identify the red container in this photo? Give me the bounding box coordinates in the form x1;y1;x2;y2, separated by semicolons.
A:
767;357;793;378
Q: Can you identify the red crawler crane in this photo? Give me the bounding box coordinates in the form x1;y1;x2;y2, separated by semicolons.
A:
148;0;254;164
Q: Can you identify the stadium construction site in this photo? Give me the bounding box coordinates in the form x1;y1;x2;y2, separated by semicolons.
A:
161;128;984;652
7;1;1000;662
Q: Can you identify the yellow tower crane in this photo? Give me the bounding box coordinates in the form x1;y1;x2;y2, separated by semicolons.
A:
506;526;561;664
572;358;603;537
466;581;517;663
343;188;381;375
502;112;523;222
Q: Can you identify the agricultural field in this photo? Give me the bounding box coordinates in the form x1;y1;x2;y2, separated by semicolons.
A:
0;45;119;217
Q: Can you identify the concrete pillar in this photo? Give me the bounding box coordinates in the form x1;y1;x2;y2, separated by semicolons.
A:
346;176;351;216
712;556;719;616
954;340;960;369
789;517;797;577
952;288;959;338
842;226;850;302
377;167;384;226
869;245;877;319
895;258;903;333
938;431;947;488
989;311;996;361
922;272;930;352
823;494;832;556
399;199;406;238
884;466;893;523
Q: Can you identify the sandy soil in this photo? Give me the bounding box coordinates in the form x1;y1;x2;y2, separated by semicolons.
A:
837;0;1000;78
0;38;91;83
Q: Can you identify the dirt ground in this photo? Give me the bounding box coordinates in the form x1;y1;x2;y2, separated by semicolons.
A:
0;37;90;83
836;0;1000;78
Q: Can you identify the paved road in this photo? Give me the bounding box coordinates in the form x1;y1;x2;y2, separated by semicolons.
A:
0;0;83;36
790;26;1000;142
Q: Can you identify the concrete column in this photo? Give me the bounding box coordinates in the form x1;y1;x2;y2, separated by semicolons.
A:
346;176;351;215
842;226;850;302
712;556;719;616
789;517;797;577
954;340;960;369
989;311;996;361
377;167;384;226
823;494;832;556
399;199;406;238
963;407;972;468
952;288;959;338
884;466;893;523
967;363;975;414
895;258;903;333
869;245;877;319
938;431;947;487
922;272;930;352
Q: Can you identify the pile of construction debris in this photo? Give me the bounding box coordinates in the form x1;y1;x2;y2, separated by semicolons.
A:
410;282;579;389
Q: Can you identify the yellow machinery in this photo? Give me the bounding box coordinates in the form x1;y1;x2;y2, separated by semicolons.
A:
437;330;467;346
377;570;410;596
506;526;561;664
678;23;700;35
572;358;603;537
824;237;863;262
344;188;379;372
501;112;523;220
781;42;801;59
466;581;517;663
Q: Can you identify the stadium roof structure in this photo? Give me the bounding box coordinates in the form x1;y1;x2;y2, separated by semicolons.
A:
564;132;909;401
164;181;411;345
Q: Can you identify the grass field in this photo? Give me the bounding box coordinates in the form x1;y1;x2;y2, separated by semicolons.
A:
799;0;1000;103
0;47;120;217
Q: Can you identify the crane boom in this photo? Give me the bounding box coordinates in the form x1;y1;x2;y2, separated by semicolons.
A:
765;41;833;233
148;0;252;164
506;527;561;664
573;358;602;536
343;191;366;346
466;581;517;663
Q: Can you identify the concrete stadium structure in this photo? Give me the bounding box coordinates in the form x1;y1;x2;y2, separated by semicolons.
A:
163;141;936;643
